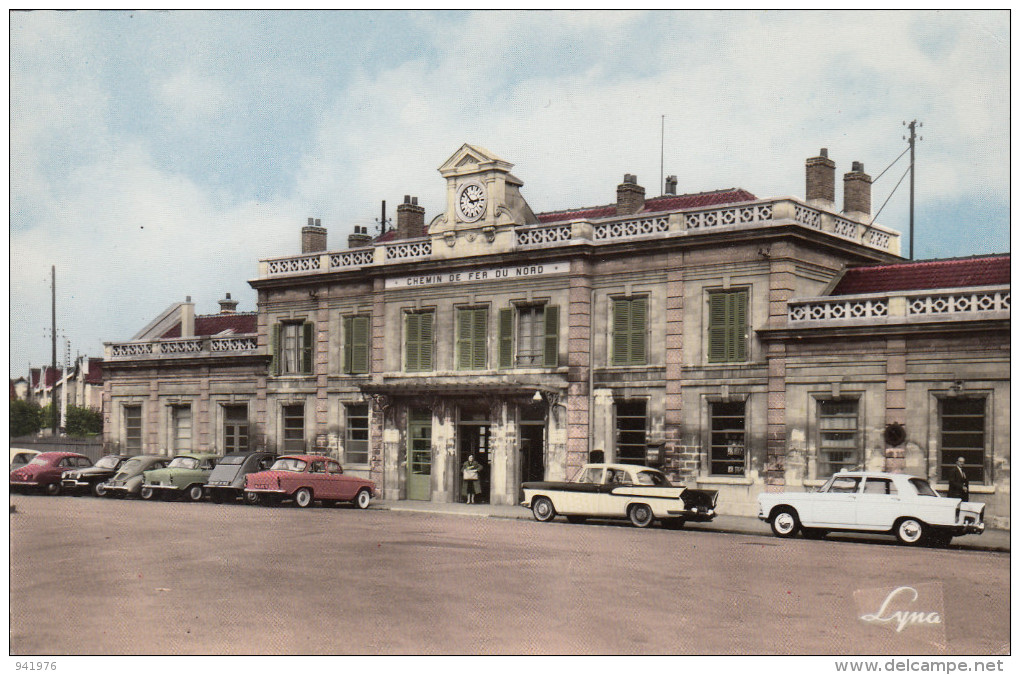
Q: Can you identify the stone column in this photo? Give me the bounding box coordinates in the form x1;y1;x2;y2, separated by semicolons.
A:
592;389;615;461
432;401;456;503
664;257;685;478
198;373;211;452
369;278;387;488
765;343;787;490
884;338;908;473
566;260;592;478
489;400;518;506
315;296;330;452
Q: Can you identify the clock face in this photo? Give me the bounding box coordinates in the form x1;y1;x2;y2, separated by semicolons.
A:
456;182;486;222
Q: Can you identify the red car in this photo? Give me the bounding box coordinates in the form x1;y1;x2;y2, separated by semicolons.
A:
10;451;92;495
244;454;376;509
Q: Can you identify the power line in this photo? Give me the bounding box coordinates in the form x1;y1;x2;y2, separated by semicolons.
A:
869;162;912;226
872;145;910;183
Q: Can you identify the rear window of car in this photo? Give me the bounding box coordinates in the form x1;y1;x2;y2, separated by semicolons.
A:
219;456;245;465
636;470;671;487
863;478;897;495
909;478;938;497
27;456;48;466
95;456;121;469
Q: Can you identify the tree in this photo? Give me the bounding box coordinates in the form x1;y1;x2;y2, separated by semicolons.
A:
10;399;42;437
64;405;103;437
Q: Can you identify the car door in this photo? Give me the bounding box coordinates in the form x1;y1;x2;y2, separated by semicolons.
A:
327;460;353;500
595;468;630;516
561;466;602;514
855;477;901;530
810;475;862;527
306;459;333;498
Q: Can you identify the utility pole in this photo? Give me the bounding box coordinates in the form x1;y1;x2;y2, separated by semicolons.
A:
660;114;665;195
904;120;922;260
51;265;58;436
376;200;392;235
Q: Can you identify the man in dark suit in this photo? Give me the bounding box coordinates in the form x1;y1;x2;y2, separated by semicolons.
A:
947;456;969;501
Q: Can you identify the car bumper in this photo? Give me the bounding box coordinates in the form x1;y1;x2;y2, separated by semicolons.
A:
10;480;41;487
667;506;716;522
143;484;182;492
61;479;91;490
245;487;286;494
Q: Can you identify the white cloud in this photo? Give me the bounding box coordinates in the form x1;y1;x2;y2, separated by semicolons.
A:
155;70;233;124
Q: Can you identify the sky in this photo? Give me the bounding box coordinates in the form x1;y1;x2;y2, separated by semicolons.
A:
8;10;1011;379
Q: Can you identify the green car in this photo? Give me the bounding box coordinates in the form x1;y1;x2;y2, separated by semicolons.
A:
140;453;219;502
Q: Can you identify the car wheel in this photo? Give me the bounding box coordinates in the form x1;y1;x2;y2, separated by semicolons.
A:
140;486;155;501
93;482;107;498
662;518;685;530
895;518;926;545
187;485;205;502
354;489;371;510
294;487;314;508
628;503;654;528
244;491;261;506
770;507;800;538
565;515;587;525
44;482;61;496
801;528;828;540
531;496;556;522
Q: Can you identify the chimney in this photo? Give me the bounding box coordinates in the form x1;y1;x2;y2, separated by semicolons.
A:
218;292;239;314
806;148;836;208
616;174;645;216
396;195;426;238
664;175;678;195
348;225;373;249
843;161;872;220
181;296;195;338
302;216;328;253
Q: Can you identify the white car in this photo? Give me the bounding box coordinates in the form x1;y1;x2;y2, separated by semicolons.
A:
757;471;985;546
521;462;718;529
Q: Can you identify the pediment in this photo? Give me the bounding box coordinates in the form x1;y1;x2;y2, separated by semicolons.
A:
438;143;513;177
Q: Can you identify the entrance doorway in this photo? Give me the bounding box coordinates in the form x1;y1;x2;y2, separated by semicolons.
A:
520;403;546;484
406;409;432;501
458;409;490;504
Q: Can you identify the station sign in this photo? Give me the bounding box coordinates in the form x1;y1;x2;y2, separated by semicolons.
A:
386;261;569;289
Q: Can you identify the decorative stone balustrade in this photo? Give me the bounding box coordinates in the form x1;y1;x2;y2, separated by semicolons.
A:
788;287;1010;325
260;198;900;278
108;335;259;360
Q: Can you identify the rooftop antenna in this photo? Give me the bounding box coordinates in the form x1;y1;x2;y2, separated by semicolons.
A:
375;200;392;235
904;120;922;260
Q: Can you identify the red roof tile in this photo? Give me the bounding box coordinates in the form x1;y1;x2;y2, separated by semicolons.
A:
831;255;1010;296
535;188;757;224
31;367;63;388
160;313;258;338
85;359;103;384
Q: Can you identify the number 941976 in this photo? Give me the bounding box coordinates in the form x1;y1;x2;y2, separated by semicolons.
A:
15;663;56;671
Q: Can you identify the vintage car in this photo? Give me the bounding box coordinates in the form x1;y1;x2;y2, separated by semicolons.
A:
521;462;718;529
757;470;986;546
9;451;92;495
103;455;170;498
140;452;220;501
61;454;134;497
10;448;40;473
244;454;376;508
205;451;276;503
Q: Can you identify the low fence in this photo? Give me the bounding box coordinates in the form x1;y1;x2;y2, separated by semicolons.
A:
9;436;106;463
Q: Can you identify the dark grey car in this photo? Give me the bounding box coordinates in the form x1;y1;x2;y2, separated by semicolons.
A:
205;451;276;503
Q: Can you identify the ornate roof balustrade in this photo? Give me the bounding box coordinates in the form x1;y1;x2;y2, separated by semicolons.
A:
257;198;901;279
787;286;1010;327
107;335;259;361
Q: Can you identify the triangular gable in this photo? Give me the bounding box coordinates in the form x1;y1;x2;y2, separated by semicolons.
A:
438;143;512;176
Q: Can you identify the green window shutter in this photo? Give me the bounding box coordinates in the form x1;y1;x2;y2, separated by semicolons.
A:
472;308;487;369
405;313;420;372
733;290;747;362
271;323;281;376
456;309;472;370
708;293;727;363
342;317;353;374
351;315;369;374
543;305;559;367
612;299;630;366
302;322;315;374
419;311;433;371
498;308;514;369
630;297;647;365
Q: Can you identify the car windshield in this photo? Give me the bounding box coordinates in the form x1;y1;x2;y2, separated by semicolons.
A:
118;459;144;473
909;478;939;497
270;458;306;472
219;455;245;465
635;470;671;487
168;457;199;470
822;475;862;493
95;456;121;469
27;457;49;466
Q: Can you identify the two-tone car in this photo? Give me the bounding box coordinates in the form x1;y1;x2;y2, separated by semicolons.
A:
103;455;171;498
204;451;276;503
140;452;219;501
757;470;986;546
61;454;133;497
244;454;376;508
10;448;40;473
10;452;92;495
521;462;718;529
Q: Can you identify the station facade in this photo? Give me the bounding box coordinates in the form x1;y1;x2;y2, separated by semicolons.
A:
102;145;1010;526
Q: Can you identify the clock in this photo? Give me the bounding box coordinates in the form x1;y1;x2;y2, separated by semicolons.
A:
456;182;487;222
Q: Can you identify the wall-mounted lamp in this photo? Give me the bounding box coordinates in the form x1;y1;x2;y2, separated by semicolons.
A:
532;391;544;403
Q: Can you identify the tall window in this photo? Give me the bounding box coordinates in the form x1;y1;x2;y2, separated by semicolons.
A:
404;311;434;372
940;397;986;484
611;297;647;366
124;405;142;453
345;403;370;465
615;400;647;465
224;405;249;454
456;307;488;370
818;399;860;476
708;289;748;363
343;315;371;375
498;305;559;368
282;404;305;454
171;405;192;452
272;321;314;375
710;401;746;476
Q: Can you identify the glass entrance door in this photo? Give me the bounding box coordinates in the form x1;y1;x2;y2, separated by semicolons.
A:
406;409;432;501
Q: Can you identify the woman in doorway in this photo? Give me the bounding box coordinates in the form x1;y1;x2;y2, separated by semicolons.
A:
461;454;482;504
